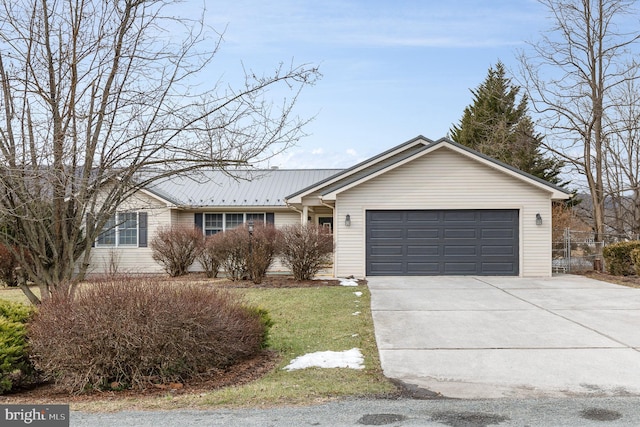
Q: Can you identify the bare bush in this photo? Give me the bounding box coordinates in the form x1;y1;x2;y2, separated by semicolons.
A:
279;224;333;280
0;245;18;287
0;245;30;287
246;223;281;284
28;279;269;393
197;233;226;278
217;228;250;281
150;225;203;277
103;249;122;280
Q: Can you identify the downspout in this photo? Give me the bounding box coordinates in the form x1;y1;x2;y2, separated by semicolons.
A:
285;202;305;224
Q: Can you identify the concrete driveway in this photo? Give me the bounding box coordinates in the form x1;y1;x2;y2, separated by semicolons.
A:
368;275;640;399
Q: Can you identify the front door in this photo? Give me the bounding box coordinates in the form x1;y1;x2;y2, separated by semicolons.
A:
318;216;333;233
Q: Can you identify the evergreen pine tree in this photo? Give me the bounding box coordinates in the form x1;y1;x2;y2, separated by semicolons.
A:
450;62;565;186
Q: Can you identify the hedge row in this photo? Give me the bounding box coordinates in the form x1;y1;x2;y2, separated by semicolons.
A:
151;223;333;281
602;241;640;276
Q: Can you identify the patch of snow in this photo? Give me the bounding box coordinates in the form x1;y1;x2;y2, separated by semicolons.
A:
352;311;361;316
353;291;362;297
283;348;364;371
339;278;358;287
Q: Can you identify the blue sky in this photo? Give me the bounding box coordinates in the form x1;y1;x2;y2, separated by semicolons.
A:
192;0;549;168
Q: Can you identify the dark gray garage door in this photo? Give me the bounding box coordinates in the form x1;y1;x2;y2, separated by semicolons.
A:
366;209;519;276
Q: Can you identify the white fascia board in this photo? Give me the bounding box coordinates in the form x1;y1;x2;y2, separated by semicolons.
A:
137;188;178;208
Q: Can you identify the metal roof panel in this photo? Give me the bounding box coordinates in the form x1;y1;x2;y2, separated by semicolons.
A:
145;169;343;208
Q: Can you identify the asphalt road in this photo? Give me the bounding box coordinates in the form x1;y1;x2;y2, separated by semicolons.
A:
72;396;640;426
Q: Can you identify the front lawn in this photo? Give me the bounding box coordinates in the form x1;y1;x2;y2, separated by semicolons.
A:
0;280;397;411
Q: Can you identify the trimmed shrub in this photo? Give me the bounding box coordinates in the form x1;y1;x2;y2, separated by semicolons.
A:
217;227;250;281
632;248;640;276
0;301;36;394
603;240;640;276
150;225;203;277
203;223;280;283
246;223;280;284
279;224;334;280
197;233;226;278
28;279;270;393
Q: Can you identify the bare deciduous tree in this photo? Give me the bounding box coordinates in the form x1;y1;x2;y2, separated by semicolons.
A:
0;0;319;303
518;0;640;257
603;79;640;235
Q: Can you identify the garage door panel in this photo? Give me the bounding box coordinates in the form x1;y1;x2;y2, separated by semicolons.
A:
368;262;403;274
445;228;477;239
366;209;518;276
482;262;517;273
444;262;478;274
482;245;516;256
369;245;404;256
407;262;440;273
444;211;477;221
407;228;439;239
444;245;477;256
407;211;440;222
407;245;439;256
368;229;404;239
368;211;403;222
482;228;515;239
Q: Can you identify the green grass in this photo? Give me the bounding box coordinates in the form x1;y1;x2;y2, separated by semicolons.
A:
0;283;397;411
0;286;39;304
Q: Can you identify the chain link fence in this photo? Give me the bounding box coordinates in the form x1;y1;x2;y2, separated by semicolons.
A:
552;229;640;273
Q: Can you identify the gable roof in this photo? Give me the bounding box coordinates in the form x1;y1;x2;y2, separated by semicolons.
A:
285;135;432;203
144;169;343;208
287;136;571;202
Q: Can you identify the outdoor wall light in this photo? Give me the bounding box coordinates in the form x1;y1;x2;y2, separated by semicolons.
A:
345;214;351;227
536;213;542;226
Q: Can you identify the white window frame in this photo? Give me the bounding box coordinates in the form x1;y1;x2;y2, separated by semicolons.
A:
96;212;140;247
203;213;265;235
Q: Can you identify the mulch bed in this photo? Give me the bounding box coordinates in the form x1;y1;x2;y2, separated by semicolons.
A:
208;276;344;288
0;350;280;404
577;270;640;288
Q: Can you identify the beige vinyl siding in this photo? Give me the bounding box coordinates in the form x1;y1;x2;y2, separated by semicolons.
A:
334;147;553;278
88;191;171;275
275;210;301;227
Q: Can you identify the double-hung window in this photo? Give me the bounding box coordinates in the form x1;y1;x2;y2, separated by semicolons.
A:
97;215;117;246
204;213;223;236
97;212;146;247
117;213;138;246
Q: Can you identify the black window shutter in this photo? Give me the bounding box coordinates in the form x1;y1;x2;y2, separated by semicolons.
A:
195;213;203;230
138;212;148;247
266;212;275;225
